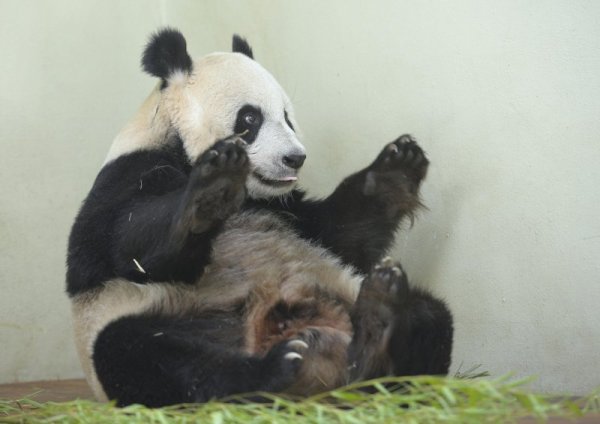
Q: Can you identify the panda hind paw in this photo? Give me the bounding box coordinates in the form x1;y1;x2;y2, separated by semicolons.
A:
371;134;429;185
260;338;308;392
368;257;409;300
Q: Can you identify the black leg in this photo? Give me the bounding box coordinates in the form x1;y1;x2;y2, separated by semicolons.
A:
348;257;453;380
251;135;429;274
93;313;308;407
388;285;454;376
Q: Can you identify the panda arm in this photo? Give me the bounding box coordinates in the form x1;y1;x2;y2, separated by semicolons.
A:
109;140;249;285
267;187;400;275
260;136;427;274
67;149;210;291
110;184;222;285
67;140;248;294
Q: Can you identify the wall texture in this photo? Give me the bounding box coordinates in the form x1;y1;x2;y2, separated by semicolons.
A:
1;0;599;394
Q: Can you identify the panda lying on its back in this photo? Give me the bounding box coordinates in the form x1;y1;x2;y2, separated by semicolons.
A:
67;28;453;407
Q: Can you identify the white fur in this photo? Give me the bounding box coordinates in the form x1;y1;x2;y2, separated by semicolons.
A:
103;88;170;164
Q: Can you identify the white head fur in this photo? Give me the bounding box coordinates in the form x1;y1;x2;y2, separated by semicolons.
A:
105;28;305;199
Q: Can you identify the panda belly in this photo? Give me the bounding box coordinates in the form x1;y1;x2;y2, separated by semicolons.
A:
207;210;364;394
72;209;363;400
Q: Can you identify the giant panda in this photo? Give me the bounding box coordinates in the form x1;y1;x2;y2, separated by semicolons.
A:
67;28;453;407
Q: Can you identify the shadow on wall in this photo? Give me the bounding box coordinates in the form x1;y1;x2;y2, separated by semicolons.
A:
394;165;469;293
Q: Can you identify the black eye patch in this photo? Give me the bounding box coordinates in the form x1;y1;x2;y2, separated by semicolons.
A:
284;110;295;132
234;105;263;144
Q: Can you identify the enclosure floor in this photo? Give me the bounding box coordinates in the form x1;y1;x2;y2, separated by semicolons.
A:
0;379;93;403
0;379;597;423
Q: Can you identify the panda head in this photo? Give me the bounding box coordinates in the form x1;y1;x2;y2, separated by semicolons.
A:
125;28;306;199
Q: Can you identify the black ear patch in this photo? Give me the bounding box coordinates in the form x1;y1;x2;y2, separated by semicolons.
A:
232;34;254;59
142;28;193;81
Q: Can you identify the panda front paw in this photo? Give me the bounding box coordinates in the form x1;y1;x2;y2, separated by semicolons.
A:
194;137;249;181
184;138;249;233
259;338;308;392
364;135;429;196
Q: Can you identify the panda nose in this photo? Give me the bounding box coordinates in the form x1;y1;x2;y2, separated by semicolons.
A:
283;154;306;170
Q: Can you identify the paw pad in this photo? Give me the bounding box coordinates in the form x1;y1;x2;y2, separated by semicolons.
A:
370;134;429;184
367;257;409;299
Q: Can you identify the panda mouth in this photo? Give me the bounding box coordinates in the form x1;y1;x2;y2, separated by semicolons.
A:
253;171;297;187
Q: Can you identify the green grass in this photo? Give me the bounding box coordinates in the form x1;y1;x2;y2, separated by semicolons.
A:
1;376;598;424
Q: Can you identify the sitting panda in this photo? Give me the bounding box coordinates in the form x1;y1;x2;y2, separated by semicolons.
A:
67;28;453;407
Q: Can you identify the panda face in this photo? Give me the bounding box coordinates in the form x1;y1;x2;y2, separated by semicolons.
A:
235;104;305;198
163;51;306;199
108;30;305;199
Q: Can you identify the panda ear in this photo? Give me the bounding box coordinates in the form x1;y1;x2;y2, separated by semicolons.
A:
142;28;193;82
232;34;254;59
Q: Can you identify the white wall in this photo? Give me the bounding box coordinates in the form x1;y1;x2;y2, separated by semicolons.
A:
0;0;165;382
1;0;599;394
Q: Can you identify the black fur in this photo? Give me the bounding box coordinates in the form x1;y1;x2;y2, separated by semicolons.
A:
234;104;263;144
66;135;248;295
94;310;309;407
349;262;453;380
248;135;428;274
232;34;254;59
67;134;425;295
284;110;295;132
142;28;193;82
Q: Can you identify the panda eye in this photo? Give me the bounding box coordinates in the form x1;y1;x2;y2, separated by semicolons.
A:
235;105;263;143
284;110;295;131
243;112;259;126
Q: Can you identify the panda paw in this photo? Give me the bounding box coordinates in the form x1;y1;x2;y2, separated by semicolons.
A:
349;257;409;377
364;135;428;195
195;138;249;180
369;256;409;301
352;256;409;328
260;338;308;392
186;139;249;233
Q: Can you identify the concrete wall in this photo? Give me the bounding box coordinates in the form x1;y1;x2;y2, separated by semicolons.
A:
1;0;599;394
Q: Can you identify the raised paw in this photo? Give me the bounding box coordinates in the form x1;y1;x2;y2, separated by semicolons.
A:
367;135;429;191
182;138;250;233
195;137;249;180
360;256;409;305
260;338;309;392
348;257;411;380
372;256;409;299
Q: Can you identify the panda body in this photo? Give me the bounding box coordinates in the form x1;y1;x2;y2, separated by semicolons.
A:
73;207;362;400
67;29;453;407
